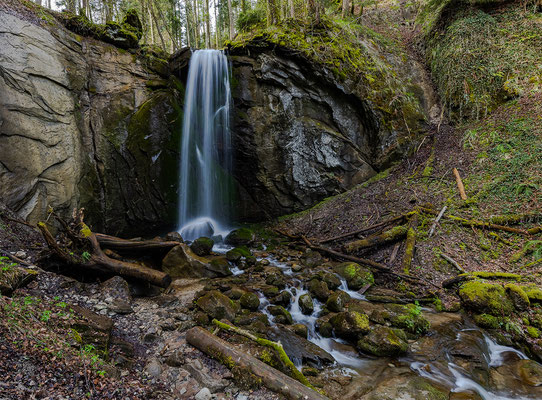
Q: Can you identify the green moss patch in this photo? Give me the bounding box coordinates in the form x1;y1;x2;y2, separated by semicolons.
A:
458;280;514;316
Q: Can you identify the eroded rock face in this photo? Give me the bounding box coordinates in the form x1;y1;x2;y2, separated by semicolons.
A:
229;51;381;220
0;7;180;235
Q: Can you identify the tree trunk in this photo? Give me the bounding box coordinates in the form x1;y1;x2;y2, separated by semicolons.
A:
342;0;351;18
227;0;234;39
205;0;211;48
186;327;329;400
95;233;179;253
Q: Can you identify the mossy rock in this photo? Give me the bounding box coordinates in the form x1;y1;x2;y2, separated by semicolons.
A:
517;359;542;386
270;290;292;307
292;323;308;339
299;293;314;315
234;312;269;326
300;249;323;268
240;292;260;311
326;290;350;313
526;326;540;339
317;320;333;338
268;305;293;325
333;262;374;291
386;304;430;335
225;228;256;246
308;279;330;302
263;285;279;298
318;271;341;290
329;311;370;340
265;273;286;289
458;281;514;316
196;290;240;321
190;237;214;256
521;285;542;304
208;257;233;277
473;313;501;329
357;326;408;357
505;283;530;311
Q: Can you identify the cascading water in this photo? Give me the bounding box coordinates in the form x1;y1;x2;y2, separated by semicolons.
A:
178;49;233;241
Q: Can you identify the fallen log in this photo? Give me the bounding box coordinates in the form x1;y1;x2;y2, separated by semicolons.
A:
95;233;179;252
212;319;311;388
420;207;530;236
440;253;465;273
402;212;419;274
319;214;407;244
343;225;408;253
38;222;171;288
186;326;329;400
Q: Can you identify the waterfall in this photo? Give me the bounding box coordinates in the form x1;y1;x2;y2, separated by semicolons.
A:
178;50;232;241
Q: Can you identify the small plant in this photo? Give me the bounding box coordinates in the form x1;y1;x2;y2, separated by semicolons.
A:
81;251;91;262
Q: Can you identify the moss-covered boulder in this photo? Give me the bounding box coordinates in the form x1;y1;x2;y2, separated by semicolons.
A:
292;323;308;339
208;257;233;277
225;228;256;246
317;319;333;338
263;285;280;298
308;279;330;302
265;272;286;289
300;249;323;268
190;237;214;256
268;305;293;325
505;283;530;311
318;271;341;290
226;246;252;263
234;312;269;326
458;281;514;316
522;285;542;304
473;313;501;329
357;326;408;357
329;311;370;339
196;290;240;321
333;262;374;291
270;290;292;307
240;292;260;311
299;293;314;315
386;304;430;335
326;290;350;313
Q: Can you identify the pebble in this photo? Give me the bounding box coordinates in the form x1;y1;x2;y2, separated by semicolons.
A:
195;388;212;400
237;395;249;400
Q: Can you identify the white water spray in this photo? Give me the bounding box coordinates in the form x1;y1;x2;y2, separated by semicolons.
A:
178;50;232;241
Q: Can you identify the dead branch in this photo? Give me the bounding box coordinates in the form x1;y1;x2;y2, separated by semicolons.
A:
452;168;467;200
440;253;465;273
428;205;447;238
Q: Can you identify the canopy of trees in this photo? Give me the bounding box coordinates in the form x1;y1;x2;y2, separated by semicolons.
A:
39;0;367;52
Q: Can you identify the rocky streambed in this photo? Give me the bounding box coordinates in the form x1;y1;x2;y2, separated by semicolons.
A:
3;226;542;400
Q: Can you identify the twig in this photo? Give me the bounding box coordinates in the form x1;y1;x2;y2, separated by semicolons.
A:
452;168;467;200
389;242;401;266
0;214;35;228
440;253;465;273
428;205;447;238
0;248;33;267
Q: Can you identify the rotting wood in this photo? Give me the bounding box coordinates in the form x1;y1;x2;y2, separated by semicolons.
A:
211;319;312;388
186;326;329;400
402;212;419;274
343;225;408;253
453;168;467;200
440;253;465;273
95;233;179;252
419;207;530;236
428;205;447;238
320;214;407;244
37;222;171;288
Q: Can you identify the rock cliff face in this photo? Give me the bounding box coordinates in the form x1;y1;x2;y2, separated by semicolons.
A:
0;3;181;235
227;48;428;221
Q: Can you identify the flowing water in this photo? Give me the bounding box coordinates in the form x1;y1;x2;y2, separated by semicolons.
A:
178;49;232;241
249;252;542;399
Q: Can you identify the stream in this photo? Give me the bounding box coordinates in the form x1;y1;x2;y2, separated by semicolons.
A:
213;244;542;399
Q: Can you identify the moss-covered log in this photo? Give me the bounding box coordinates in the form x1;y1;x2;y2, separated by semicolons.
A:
186;326;329;400
95;233;179;253
344;225;408;253
402;213;419;274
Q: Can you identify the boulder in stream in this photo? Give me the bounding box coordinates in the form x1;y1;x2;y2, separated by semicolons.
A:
458;281;514;316
333;262;374;291
225;228;256;246
330;311;370;339
190;237;214;256
162;244;231;278
268;305;293;325
357;325;408;356
309;279;331;302
326;290;351;313
240;292;260;311
299;293;314;315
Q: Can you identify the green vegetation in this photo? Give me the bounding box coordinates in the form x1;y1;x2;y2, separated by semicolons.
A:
420;1;542;119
